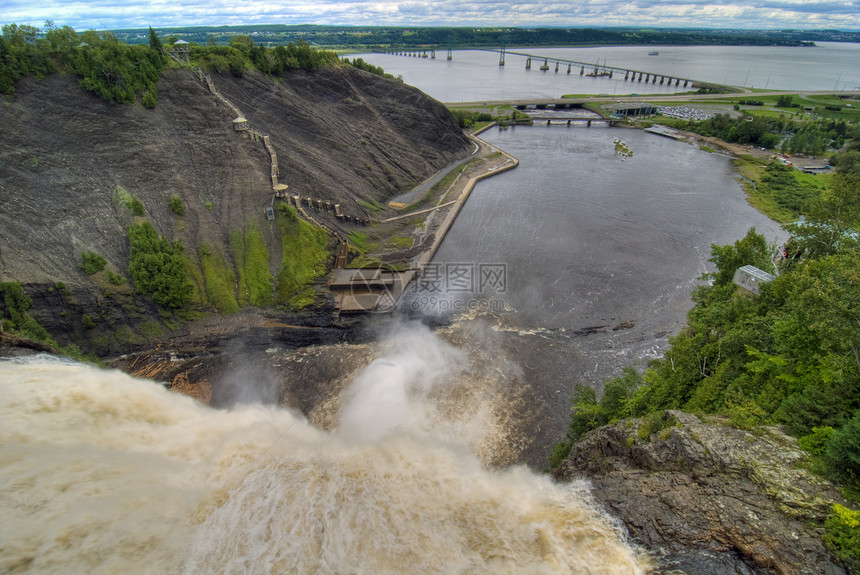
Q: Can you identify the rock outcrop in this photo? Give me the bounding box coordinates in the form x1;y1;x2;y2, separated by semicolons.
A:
554;411;851;574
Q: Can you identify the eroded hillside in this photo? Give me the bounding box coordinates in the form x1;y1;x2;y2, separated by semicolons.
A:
0;66;470;353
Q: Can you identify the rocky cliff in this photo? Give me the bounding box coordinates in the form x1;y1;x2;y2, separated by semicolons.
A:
0;66;470;352
554;411;852;574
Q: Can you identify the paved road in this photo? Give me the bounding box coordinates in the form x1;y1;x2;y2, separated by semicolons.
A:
388;143;479;206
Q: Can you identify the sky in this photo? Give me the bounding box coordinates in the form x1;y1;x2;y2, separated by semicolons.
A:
2;0;859;32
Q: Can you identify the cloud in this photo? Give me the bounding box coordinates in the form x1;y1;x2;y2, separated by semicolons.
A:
2;0;858;30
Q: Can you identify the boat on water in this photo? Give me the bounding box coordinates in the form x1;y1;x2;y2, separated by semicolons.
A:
648;51;660;56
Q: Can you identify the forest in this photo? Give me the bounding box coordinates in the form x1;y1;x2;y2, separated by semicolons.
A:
105;25;858;50
0;22;377;103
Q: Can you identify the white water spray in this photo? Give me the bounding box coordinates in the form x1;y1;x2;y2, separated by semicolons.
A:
0;333;648;574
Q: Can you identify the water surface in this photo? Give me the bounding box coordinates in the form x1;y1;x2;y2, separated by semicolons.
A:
355;42;860;101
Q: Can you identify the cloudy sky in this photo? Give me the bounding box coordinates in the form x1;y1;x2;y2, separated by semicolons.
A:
2;0;859;31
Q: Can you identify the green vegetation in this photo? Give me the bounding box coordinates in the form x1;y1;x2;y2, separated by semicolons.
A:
230;221;273;307
79;250;107;275
191;37;341;77
0;24;56;94
107;270;126;285
342;57;396;80
198;243;238;313
825;504;860;570
1;22;355;106
170;195;185;216
1;22;165;102
777;95;797;108
384;236;413;250
108;25;840;50
127;221;193;308
114;186;145;216
357;198;384;214
274;203;332;309
734;159;828;223
451;109;494;129
0;281;57;346
614;138;633;157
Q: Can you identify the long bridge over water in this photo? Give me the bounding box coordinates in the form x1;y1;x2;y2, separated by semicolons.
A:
386;47;698;89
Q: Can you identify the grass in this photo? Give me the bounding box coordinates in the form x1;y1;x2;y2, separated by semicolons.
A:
357;198;385;214
731;156;831;224
274;204;332;308
383;236;413;250
182;251;208;308
198;243;239;314
733;157;794;223
230;221;273;307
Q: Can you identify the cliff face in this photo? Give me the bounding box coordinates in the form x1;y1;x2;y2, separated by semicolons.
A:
554;411;851;575
0;67;469;352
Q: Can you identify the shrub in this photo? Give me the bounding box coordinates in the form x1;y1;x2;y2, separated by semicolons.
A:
127;222;193;308
726;399;767;431
0;282;56;345
142;85;157;109
547;441;573;471
638;411;675;442
824;504;860;570
107;271;125;285
81;314;96;329
170;195;185;216
79;251;106;274
128;197;145;216
824;411;860;488
798;426;835;456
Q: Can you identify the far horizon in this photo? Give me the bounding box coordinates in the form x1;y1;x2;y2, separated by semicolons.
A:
3;0;859;34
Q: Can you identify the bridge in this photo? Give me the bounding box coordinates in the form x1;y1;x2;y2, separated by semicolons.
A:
525;117;622;126
385;47;699;88
495;48;697;88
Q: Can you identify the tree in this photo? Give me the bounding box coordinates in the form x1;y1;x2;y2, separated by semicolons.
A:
824;411;860;488
777;95;795;107
148;26;162;53
707;227;775;286
127;222;192;308
44;21;79;52
784;174;860;259
229;34;254;56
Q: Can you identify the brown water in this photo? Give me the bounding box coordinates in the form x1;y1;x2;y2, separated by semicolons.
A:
0;344;649;574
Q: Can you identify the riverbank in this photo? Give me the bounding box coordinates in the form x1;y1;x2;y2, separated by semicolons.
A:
330;129;519;315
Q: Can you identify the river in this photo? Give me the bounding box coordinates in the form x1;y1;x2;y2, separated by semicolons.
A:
353;42;860;101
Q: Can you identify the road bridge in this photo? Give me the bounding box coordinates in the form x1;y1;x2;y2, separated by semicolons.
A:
386;47;699;88
526;117;621;126
495;49;697;88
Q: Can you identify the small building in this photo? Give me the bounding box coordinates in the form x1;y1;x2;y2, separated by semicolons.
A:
171;39;190;62
732;265;775;296
233;117;248;132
